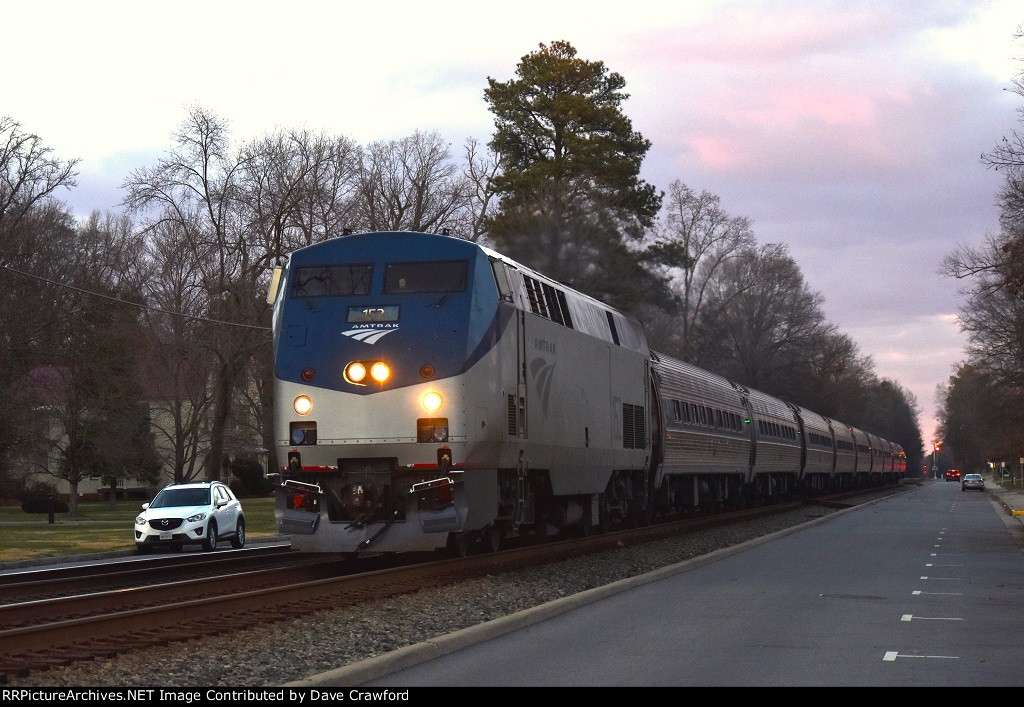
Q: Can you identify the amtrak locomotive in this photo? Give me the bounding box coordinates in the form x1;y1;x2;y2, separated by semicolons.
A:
267;231;905;556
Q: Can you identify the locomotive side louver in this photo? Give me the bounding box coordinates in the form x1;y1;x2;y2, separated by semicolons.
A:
622;403;646;449
507;394;517;435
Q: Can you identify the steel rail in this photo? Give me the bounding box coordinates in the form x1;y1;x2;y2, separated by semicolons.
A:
0;545;295;601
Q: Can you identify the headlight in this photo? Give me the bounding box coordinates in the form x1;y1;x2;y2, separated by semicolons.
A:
294;395;312;415
345;362;367;383
186;512;208;522
346;361;391;385
421;391;442;412
370;362;390;382
135;515;145;525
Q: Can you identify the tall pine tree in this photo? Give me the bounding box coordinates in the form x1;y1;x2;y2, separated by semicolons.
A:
483;41;676;314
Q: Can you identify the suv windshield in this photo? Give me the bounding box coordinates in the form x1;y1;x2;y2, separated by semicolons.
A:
151;487;211;508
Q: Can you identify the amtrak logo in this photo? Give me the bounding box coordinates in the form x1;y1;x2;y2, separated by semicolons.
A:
530;357;555;415
342;326;398;345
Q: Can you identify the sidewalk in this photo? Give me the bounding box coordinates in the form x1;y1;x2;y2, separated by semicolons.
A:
982;476;1024;524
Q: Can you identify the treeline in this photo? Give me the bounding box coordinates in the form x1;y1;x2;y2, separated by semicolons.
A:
0;41;923;510
938;28;1024;475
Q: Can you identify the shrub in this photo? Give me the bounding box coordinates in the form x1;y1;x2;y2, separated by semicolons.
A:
20;481;70;514
0;475;26;504
228;457;274;498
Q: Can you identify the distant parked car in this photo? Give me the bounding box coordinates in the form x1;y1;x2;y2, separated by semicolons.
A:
961;473;985;492
945;468;961;482
134;481;245;554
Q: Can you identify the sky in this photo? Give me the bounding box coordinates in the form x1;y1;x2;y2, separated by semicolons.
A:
7;0;1023;452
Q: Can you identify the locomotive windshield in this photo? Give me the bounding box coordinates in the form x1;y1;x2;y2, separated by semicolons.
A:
292;264;373;297
383;261;468;293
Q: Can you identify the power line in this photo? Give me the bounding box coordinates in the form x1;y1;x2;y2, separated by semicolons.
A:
0;263;272;331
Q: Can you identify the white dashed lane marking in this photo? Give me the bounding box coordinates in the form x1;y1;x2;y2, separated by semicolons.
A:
884;651;959;662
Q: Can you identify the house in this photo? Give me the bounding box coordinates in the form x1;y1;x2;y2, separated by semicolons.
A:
11;340;268;503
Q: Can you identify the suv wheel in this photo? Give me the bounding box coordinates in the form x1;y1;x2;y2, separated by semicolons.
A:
230;518;246;549
203;520;219;551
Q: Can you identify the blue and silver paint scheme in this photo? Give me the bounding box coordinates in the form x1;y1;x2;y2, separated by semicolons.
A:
270;231;651;553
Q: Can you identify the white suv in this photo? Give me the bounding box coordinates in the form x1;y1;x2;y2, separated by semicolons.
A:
135;481;245;553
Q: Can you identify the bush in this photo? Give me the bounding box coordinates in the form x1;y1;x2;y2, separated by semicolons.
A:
0;474;26;504
228;457;274;498
20;481;70;514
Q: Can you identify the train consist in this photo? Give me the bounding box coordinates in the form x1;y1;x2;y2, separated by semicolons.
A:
267;231;906;556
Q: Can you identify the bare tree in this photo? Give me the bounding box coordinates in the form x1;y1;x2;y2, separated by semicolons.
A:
797;331;875;423
648;181;755;357
975;27;1024;297
979;26;1024;178
0;116;79;256
240;128;361;255
139;219;214;484
356;130;471;234
287;131;362;246
942;234;1024;387
694;243;836;394
460;136;503;242
122;106;270;482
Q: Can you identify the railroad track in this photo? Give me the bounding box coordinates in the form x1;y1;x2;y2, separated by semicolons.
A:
0;545;298;602
0;483;909;682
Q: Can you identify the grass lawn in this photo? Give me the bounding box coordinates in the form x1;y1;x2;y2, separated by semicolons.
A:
0;496;278;564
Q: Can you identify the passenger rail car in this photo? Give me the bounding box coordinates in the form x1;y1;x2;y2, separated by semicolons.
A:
267;231;905;556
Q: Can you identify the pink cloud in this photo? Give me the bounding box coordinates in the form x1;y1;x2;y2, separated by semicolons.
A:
688;136;748;169
624;3;948;66
672;82;915;176
743;86;881;127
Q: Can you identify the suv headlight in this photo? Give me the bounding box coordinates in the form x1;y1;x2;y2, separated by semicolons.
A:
135;515;146;525
186;512;208;522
